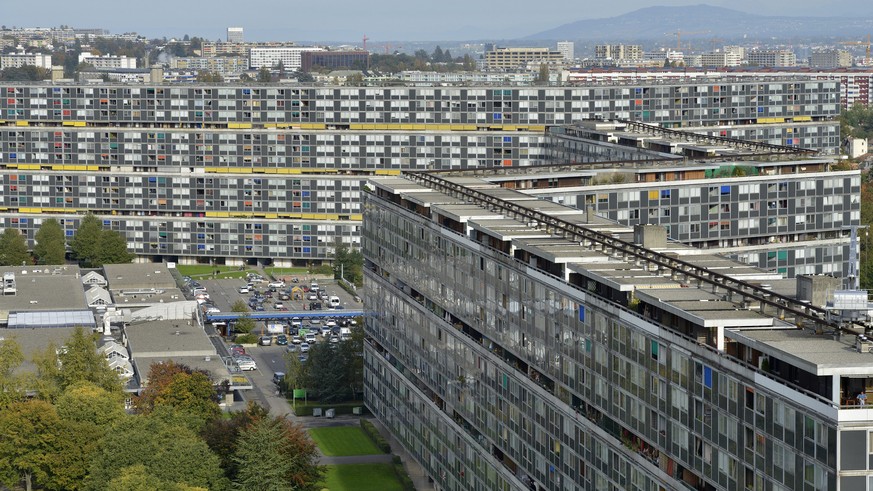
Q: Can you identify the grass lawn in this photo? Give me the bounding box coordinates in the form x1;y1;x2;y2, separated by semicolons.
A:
174;265;258;279
308;426;384;457
320;464;402;491
264;266;309;277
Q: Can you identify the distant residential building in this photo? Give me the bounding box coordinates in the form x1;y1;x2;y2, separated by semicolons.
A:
746;49;797;67
697;49;742;67
301;50;369;72
249;46;324;70
809;49;852;68
556;41;575;61
0;50;52;70
595;44;644;62
484;47;564;71
78;53;137;70
171;56;249;75
227;27;244;44
848;136;869;159
398;70;535;84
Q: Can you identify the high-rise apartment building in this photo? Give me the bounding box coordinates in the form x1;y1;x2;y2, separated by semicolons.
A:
557;41;575;61
483;47;565;71
809;49;853;68
249;47;324;70
226;27;244;44
362;169;866;491
0;79;839;265
595;44;644;62
0;51;52;70
746;49;797;67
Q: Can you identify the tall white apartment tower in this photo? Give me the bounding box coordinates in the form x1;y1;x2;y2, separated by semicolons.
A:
227;27;244;43
557;40;575;61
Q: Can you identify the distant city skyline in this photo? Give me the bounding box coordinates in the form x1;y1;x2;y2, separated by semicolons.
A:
4;0;871;42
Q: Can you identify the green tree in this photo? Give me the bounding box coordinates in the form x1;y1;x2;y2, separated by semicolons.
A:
33;218;66;265
305;342;350;403
87;413;227;491
841;102;873;141
42;326;122;395
55;381;126;427
232;416;323;490
432;46;444;63
201;402;269;482
0;400;61;491
536;63;550;84
106;464;207;491
132;361;220;427
231;301;255;334
0;228;30;266
283;348;309;394
339;323;365;399
42;418;102;491
96;230;135;266
462;54;475;71
0;336;25;408
70;213;102;267
257;67;272;82
333;241;363;286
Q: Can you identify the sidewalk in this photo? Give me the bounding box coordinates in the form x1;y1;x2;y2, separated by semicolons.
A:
369;418;435;491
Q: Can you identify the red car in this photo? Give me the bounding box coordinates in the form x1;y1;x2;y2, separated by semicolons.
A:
230;345;246;356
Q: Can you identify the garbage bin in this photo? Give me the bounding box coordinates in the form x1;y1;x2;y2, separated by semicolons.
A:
313;408;322;417
325;408;336;419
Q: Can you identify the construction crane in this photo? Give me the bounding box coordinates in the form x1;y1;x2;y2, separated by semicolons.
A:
668;29;708;50
840;34;871;65
362;34;370;51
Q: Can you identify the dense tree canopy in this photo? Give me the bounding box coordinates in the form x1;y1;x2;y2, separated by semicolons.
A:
0;228;30;266
841;103;873;141
232;415;323;490
33;218;66;265
132;361;220;427
70;213;134;267
0;400;62;491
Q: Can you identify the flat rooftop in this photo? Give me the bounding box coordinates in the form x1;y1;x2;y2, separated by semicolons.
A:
730;328;873;377
126;318;216;358
103;263;177;291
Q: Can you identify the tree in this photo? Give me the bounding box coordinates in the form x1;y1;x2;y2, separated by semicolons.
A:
0;337;25;408
38;326;123;396
87;413;227;491
0;228;30;266
42;418;103;491
339;323;365;399
55;381;126;428
333;241;363;286
0;400;61;491
106;464;207;491
257;67;272;82
196;71;224;83
201;402;269;482
232;416;323;490
96;230;135;266
305;342;350;403
841;102;873;141
462;54;475;71
432;46;444;63
283;349;309;395
70;213;102;267
132;361;220;428
536;63;550;84
33;218;66;265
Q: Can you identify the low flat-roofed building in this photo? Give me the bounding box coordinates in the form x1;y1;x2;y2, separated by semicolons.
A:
125;315;240;391
0;267;93;328
103;263;185;308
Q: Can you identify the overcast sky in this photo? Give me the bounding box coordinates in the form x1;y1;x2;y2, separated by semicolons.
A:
5;0;871;42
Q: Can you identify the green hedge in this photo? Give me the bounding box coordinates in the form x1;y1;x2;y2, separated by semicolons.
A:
360;418;391;454
234;333;259;344
391;455;415;491
290;400;367;417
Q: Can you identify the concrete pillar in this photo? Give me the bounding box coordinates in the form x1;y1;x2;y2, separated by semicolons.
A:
832;375;841;406
716;325;725;351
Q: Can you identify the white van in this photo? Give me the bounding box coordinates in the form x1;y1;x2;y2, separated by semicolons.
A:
310;282;319;293
328;295;341;308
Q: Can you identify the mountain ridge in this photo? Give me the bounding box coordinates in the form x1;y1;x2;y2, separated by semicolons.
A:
523;4;873;42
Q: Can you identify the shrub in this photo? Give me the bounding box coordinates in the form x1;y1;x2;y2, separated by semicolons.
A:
234;333;258;344
360;418;391;453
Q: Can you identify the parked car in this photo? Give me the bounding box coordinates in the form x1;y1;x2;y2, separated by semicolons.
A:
299;342;311;353
309;318;321;325
276;334;288;345
234;356;257;371
259;335;273;346
329;336;340;344
269;280;286;288
320;326;332;337
254;304;265;311
274;302;285;310
272;371;285;386
304;333;317;344
285;344;298;353
291;335;304;345
230;346;246;356
238;286;250;294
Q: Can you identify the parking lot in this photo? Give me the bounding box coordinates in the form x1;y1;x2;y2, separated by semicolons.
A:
192;275;360;315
